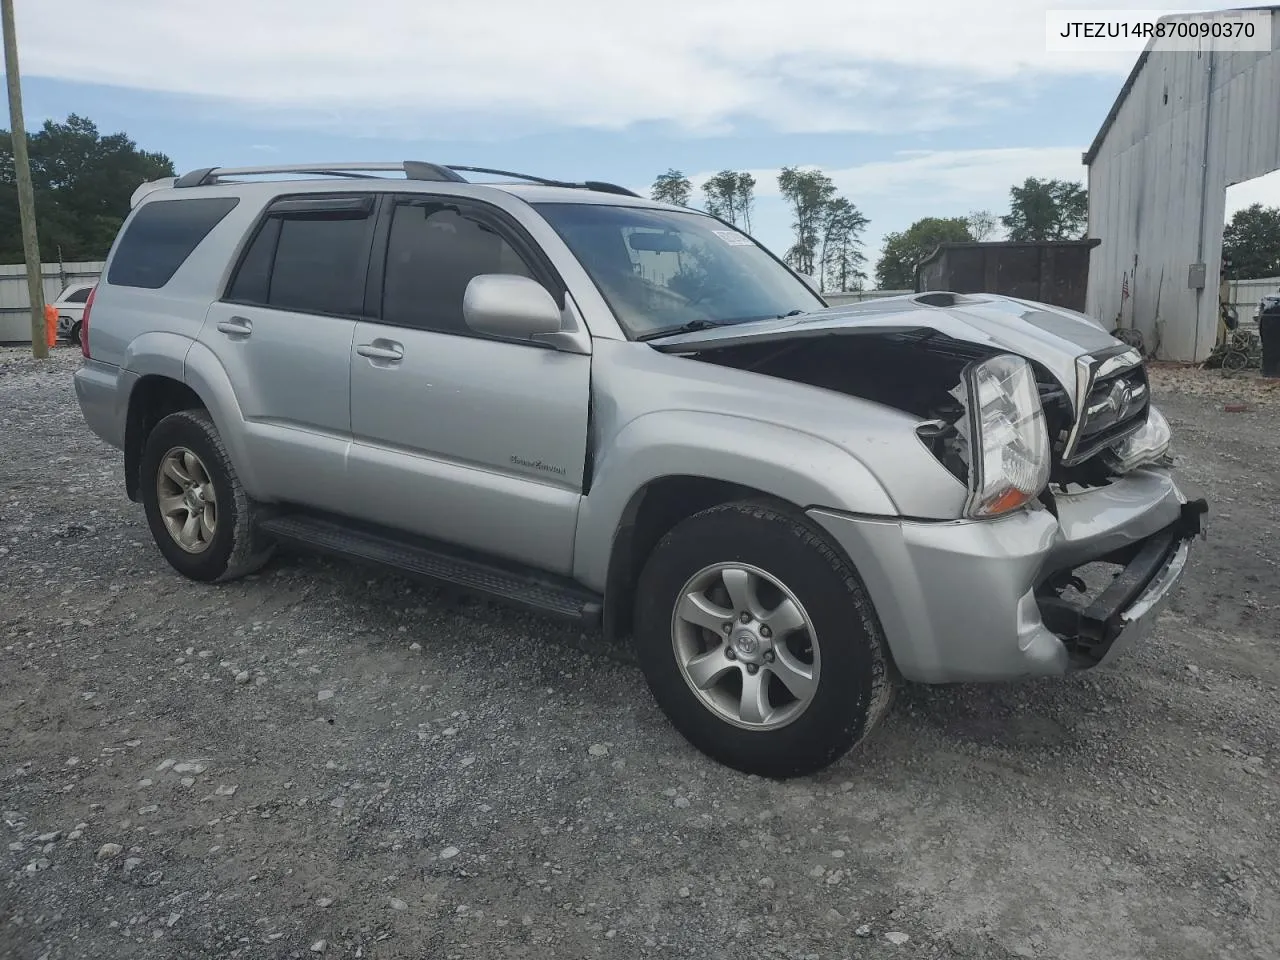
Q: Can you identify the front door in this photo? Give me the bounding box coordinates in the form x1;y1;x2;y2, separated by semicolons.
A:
346;194;590;574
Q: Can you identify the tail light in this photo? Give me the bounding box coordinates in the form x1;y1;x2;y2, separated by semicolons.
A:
80;284;97;358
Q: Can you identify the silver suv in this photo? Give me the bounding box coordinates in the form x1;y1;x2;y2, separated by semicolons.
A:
74;161;1207;777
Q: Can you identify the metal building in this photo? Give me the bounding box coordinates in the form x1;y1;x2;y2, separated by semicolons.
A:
1084;7;1280;361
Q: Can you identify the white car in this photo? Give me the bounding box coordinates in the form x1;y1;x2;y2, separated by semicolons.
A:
53;282;96;345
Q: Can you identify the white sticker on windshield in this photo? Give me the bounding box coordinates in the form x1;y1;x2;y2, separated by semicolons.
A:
712;229;753;246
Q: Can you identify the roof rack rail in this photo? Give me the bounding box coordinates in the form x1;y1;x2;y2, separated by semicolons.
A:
441;166;639;197
174;161;468;188
171;160;642;198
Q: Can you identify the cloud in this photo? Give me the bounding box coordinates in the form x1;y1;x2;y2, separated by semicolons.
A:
666;147;1091;272
685;147;1086;202
16;0;1216;136
1226;170;1280;220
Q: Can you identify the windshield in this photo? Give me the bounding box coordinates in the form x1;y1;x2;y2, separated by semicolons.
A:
532;202;825;340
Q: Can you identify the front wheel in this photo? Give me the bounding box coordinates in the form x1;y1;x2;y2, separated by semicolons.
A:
68;319;82;347
633;500;894;778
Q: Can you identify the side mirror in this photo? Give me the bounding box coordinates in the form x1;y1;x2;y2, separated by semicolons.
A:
798;273;822;294
463;274;563;340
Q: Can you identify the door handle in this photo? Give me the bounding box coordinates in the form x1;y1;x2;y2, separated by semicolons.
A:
356;341;404;362
216;316;253;337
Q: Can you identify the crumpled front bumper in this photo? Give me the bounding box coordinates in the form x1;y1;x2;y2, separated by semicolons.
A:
807;467;1207;683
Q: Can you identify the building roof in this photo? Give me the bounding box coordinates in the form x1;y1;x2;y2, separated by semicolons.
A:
1082;5;1280;166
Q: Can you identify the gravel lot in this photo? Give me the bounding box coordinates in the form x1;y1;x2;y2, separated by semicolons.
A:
2;348;1278;960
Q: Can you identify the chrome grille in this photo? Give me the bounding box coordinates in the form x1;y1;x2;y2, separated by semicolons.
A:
1061;351;1150;467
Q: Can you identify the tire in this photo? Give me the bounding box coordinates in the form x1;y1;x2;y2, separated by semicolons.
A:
139;409;274;582
68;319;82;347
1222;349;1248;372
633;500;894;778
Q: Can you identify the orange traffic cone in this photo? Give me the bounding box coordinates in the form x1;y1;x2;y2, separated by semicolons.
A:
44;303;57;349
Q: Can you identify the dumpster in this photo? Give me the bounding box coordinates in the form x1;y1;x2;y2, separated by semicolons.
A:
915;239;1102;312
1260;300;1280;378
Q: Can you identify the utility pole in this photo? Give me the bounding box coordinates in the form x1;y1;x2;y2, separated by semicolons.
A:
2;0;47;359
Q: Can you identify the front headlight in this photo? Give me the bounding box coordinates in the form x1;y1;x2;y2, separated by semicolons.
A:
1104;405;1172;473
951;354;1051;518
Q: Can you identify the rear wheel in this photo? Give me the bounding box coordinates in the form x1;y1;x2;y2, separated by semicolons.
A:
633;500;894;778
68;319;82;347
139;409;273;582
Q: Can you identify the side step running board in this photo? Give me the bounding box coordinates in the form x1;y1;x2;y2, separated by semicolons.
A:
260;514;603;628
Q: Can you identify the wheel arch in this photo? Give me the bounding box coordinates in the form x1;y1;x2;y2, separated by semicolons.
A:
123;375;207;502
599;476;890;650
123;341;259;503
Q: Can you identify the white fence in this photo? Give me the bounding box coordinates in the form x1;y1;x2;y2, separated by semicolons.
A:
1226;276;1279;329
0;260;105;343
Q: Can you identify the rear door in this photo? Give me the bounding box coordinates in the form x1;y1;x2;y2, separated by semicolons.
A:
345;193;591;574
202;193;377;512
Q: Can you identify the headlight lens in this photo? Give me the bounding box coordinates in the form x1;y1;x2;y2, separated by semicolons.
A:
1104;404;1172;473
951;354;1051;518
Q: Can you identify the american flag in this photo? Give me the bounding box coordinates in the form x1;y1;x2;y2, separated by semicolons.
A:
1121;273;1130;300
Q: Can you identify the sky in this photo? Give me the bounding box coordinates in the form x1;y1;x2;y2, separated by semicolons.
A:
10;0;1280;284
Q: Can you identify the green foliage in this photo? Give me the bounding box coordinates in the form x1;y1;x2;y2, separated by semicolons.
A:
0;114;175;263
966;209;999;242
819;197;869;292
701;170;756;231
1000;177;1088;241
875;216;973;289
777;166;837;276
1222;203;1280;279
650;168;692;207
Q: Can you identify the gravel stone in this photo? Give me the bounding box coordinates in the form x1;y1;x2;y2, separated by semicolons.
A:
2;351;1277;960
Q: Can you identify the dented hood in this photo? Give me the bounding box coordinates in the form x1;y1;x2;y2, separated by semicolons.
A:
648;293;1128;395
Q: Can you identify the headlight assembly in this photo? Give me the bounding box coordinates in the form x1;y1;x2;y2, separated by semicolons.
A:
949;354;1051;518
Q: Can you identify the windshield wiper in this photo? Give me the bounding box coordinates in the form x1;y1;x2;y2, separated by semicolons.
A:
777;309;806;318
635;319;724;342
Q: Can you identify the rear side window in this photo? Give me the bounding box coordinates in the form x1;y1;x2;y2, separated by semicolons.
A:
107;197;239;289
226;199;374;317
63;287;91;303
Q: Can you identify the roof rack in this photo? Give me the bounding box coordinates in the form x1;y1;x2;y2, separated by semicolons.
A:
171;161;641;198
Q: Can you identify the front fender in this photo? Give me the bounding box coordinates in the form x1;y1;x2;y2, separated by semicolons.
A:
572;410;899;591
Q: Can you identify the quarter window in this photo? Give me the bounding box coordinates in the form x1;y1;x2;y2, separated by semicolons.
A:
108;197;239;289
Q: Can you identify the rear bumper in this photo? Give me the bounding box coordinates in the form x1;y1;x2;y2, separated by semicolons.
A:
808;467;1206;683
73;359;126;449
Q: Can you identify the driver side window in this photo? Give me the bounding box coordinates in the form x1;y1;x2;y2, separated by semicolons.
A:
381;200;536;335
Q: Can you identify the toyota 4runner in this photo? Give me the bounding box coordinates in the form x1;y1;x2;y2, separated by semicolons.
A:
73;161;1208;777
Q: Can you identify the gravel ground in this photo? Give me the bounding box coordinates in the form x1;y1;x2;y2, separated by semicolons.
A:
2;347;1278;960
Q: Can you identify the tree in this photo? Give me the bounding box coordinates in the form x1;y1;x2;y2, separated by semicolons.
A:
0;114;175;262
1000;177;1088;241
966;209;999;242
777;166;836;276
875;216;974;289
819;197;869;292
1222;203;1280;279
700;169;756;232
733;171;755;233
650;168;692;207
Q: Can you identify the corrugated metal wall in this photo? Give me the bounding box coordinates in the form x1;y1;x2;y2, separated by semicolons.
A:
0;261;104;343
1086;9;1280;361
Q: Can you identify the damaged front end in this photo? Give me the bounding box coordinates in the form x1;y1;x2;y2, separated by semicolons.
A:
655;294;1208;678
